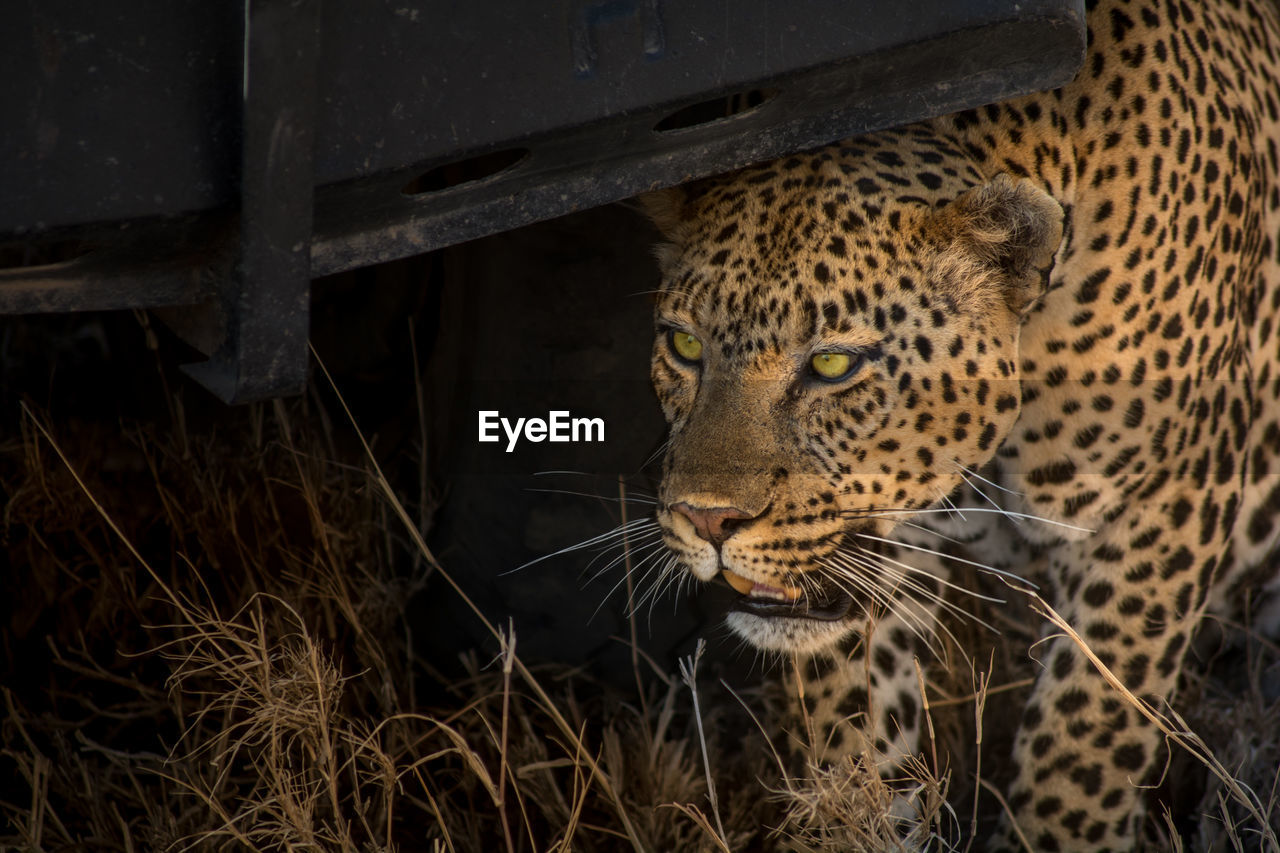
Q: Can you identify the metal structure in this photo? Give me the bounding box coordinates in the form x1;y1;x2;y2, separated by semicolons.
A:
2;0;1085;402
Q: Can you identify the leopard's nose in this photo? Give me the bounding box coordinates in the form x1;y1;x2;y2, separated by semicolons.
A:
671;502;755;546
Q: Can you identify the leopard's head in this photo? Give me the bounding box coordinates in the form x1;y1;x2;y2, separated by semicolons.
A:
643;136;1063;653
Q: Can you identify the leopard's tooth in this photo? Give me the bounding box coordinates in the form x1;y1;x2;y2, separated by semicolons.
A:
722;570;805;601
722;569;756;596
765;582;804;601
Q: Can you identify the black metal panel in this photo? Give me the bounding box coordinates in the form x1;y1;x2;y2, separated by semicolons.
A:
1;0;1085;239
310;6;1086;274
0;0;1086;401
309;0;1073;182
0;1;242;233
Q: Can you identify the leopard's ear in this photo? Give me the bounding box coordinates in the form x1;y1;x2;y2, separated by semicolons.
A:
929;173;1064;313
637;185;696;240
638;184;706;275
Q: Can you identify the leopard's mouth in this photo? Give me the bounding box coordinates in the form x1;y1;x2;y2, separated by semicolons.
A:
720;569;854;622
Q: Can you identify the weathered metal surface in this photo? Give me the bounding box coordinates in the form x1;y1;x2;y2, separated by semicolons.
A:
0;0;1086;400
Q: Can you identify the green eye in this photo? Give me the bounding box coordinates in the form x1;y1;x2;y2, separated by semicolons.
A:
670;330;704;363
810;351;855;381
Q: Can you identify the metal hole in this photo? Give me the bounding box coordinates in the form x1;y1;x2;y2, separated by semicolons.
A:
653;89;775;133
401;148;530;196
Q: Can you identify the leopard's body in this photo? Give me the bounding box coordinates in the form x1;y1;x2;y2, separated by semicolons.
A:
640;0;1280;848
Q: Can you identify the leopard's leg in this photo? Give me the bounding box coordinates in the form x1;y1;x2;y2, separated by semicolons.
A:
793;477;1033;773
792;607;929;770
992;488;1233;852
1225;421;1280;631
791;521;977;773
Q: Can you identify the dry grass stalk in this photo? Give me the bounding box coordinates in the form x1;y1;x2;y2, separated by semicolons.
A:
959;657;990;853
772;750;955;853
977;777;1034;853
3;371;774;852
761;654;957;852
678;639;729;846
311;347;650;851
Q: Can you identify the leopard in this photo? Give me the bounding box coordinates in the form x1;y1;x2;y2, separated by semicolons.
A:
636;0;1280;849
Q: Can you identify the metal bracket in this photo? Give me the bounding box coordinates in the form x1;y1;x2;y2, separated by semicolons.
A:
181;0;321;403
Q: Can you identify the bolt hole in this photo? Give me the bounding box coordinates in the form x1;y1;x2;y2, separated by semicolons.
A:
401;148;530;196
653;89;775;133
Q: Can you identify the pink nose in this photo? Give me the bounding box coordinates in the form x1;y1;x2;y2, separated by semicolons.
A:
671;502;754;546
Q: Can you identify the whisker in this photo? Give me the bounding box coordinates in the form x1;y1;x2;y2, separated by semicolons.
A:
668;561;690;618
531;470;654;493
583;536;667;586
792;564;825;600
815;552;944;652
839;505;1095;534
957;471;1018;524
667;558;692;601
633;547;684;606
576;532;667;583
525;486;658;505
935;487;967;522
853;532;1039;590
849;544;1005;605
504;517;659;575
954;462;1022;497
823;551;955;654
633;553;681;614
593;545;673;622
844;546;1000;634
834;545;976;625
828;554;960;632
639;554;686;624
892;517;967;546
641;439;672;470
814;557;894;622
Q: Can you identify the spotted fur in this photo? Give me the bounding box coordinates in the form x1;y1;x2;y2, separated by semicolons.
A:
640;0;1280;849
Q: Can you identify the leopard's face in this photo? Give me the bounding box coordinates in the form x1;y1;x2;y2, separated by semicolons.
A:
645;142;1063;653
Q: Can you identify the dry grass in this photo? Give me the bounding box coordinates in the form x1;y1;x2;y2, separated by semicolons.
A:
2;364;1276;851
0;374;953;852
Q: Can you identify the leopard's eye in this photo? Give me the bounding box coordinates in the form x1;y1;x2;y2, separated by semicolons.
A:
810;351;855;381
670;330;704;363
